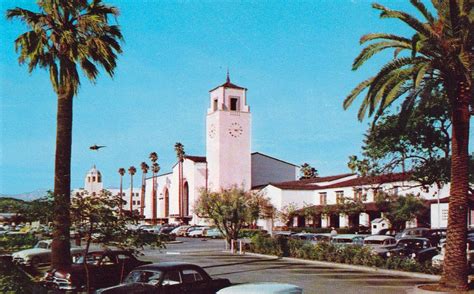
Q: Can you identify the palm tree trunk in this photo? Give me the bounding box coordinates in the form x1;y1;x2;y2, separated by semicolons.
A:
51;90;73;270
440;84;471;290
130;176;134;212
140;174;145;217
119;176;123;214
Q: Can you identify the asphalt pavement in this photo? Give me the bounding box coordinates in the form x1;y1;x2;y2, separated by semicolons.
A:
141;237;432;294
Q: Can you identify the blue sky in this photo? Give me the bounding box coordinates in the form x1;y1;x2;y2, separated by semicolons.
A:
1;1;472;194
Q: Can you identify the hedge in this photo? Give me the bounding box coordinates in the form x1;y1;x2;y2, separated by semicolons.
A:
248;235;441;275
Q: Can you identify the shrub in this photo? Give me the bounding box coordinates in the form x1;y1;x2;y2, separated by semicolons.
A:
248;236;441;275
0;234;38;254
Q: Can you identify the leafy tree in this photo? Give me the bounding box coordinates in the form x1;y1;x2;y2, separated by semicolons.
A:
335;197;365;217
343;1;473;289
375;192;426;231
7;0;123;270
276;202;299;228
299;163;318;180
195;187;273;245
25;192;55;224
71;190;163;292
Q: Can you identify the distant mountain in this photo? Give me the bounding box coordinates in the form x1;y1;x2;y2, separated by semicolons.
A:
0;189;50;202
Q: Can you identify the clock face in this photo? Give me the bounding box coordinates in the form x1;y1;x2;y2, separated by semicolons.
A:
208;124;216;138
228;122;243;138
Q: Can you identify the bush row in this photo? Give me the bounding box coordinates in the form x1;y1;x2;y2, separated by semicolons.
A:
248;234;441;275
0;234;38;254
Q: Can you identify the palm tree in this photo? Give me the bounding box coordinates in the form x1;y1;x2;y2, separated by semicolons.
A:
343;1;472;290
128;166;137;212
174;142;185;217
149;152;158;223
118;168;126;213
140;162;149;217
151;162;161;223
6;1;123;269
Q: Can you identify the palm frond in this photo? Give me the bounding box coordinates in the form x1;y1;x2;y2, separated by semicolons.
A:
410;0;436;24
343;77;374;110
353;41;411;70
372;3;439;41
360;33;411;44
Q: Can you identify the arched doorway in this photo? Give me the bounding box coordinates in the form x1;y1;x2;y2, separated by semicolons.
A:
164;188;169;218
183;182;189;216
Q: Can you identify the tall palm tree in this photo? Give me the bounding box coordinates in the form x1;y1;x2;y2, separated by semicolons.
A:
128;166;136;212
151;162;161;223
140;162;149;217
343;1;472;290
174;142;185;217
118;168;126;213
6;0;123;269
149;152;158;223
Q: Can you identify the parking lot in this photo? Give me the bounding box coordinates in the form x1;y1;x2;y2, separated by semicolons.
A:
141;237;433;294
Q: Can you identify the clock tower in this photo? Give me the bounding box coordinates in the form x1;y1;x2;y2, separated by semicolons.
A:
206;74;252;191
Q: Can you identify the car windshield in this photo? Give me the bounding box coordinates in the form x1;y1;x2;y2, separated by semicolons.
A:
35;241;50;249
364;240;384;245
125;270;162;285
334;238;352;243
74;253;104;265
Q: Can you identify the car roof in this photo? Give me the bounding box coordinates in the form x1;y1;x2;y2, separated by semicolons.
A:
398;237;430;242
134;262;204;271
333;234;367;239
218;283;302;294
364;235;395;241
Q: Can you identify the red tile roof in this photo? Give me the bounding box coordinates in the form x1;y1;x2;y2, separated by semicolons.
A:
185;155;207;163
269;173;355;190
209;75;247;92
322;172;411;189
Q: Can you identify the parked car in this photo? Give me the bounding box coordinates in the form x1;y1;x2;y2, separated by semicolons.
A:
217;282;303;294
205;228;224;239
188;227;209;238
331;234;368;246
42;249;151;291
363;235;397;255
185;226;204;237
394;227;431;240
95;262;231;294
159;225;178;235
12;239;83;267
376;228;397;237
312;233;332;243
424;229;446;247
139;225;162;234
383;237;439;263
432;239;474;270
171;226;191;237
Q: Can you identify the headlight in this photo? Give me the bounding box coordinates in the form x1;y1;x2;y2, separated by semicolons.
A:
411;253;416;258
386;252;391;257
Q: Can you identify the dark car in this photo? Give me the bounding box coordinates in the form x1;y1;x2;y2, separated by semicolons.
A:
159;225;178;235
42;250;151;291
95;262;232;294
384;237;439;263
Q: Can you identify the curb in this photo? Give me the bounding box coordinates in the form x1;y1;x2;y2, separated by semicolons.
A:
242;252;440;281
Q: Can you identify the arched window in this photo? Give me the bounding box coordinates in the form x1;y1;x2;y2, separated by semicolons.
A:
164;188;170;217
183;182;189;216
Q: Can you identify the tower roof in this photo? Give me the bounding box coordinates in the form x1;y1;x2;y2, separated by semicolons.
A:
209;72;247;92
86;165;101;176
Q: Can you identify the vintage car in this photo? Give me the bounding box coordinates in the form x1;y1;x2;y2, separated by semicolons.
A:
205;228;224;239
383;237;439;262
331;234;368;246
217;282;303;294
432;238;474;270
12;239;83;267
95;262;232;294
42;249;151;291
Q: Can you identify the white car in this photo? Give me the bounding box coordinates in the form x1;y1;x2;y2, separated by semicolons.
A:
188;227;209;238
12;239;83;267
432;241;474;270
218;283;303;294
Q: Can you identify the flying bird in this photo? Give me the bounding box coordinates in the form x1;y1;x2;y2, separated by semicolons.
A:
89;145;106;151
